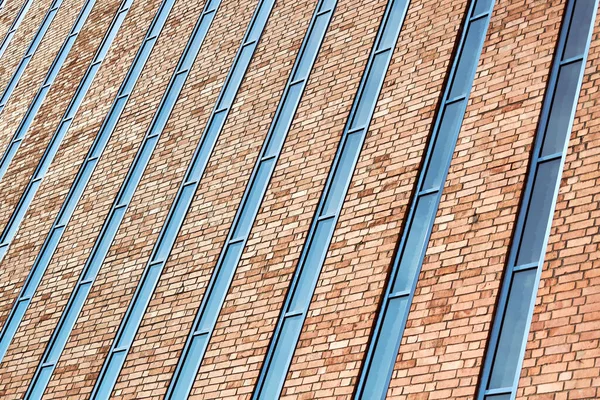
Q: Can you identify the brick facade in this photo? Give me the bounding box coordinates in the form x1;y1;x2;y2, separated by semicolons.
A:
0;0;597;398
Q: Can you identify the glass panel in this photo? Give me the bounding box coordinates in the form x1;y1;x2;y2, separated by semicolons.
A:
195;241;244;332
257;314;304;399
361;296;409;399
264;82;302;157
154;184;195;261
149;1;173;38
122;40;153;95
188;110;226;179
219;44;254;107
484;395;511;400
5;180;40;241
119;135;158;203
153;72;187;133
488;268;536;389
288;217;335;311
246;0;273;43
473;0;494;15
180;14;212;71
25;227;63;297
292;13;328;82
541;61;582;157
391;193;438;293
117;263;162;347
351;50;389;129
58;159;96;225
170;333;208;399
377;0;408;50
0;300;29;359
318;0;336;12
449;17;486;99
29;365;54;398
47;282;91;362
85;206;127;279
516;159;560;266
422;100;465;190
94;350;126;400
321;131;362;215
563;0;596;59
232;158;274;239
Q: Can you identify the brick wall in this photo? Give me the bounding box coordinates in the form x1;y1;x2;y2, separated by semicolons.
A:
0;0;597;398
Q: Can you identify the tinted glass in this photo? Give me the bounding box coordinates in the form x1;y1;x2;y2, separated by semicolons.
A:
516;159;560;266
449;17;486;99
351;50;389;129
541;61;581;157
264;82;303;157
392;193;438;293
361;296;408;398
563;0;596;59
488;268;536;389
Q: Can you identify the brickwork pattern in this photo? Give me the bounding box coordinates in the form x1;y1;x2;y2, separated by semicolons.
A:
0;0;598;398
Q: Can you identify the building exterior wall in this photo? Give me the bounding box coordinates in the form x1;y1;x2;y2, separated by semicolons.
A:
0;0;597;399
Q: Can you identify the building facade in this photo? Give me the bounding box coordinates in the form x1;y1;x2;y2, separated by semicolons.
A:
0;0;597;398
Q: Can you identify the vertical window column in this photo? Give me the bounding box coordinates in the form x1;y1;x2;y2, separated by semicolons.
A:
0;0;98;180
0;0;180;366
252;0;411;398
23;1;222;398
354;1;495;398
0;0;65;115
90;0;278;398
477;1;597;399
163;1;335;398
0;0;134;264
0;0;34;59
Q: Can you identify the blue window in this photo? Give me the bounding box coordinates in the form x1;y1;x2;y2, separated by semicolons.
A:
0;0;34;59
0;0;63;114
0;0;133;269
356;1;496;398
478;1;597;399
160;1;337;398
22;0;220;397
253;0;412;398
89;0;275;392
0;0;93;179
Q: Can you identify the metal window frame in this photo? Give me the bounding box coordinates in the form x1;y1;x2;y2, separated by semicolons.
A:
23;0;221;397
477;1;598;399
354;0;496;398
89;0;280;397
0;0;97;180
163;1;336;398
0;0;34;59
0;0;179;366
252;0;412;398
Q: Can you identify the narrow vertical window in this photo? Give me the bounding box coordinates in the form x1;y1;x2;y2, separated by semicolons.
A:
0;0;133;263
0;0;66;114
477;1;597;399
0;0;34;59
90;0;279;397
22;1;222;397
0;0;180;364
160;1;336;398
354;1;495;398
252;0;412;398
0;0;98;180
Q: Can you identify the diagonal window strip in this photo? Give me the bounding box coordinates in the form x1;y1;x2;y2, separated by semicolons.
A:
0;0;133;264
22;1;222;397
0;0;65;115
0;0;34;60
354;0;496;398
91;0;278;396
0;0;179;366
0;0;97;181
161;1;335;398
477;2;598;399
252;0;411;398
